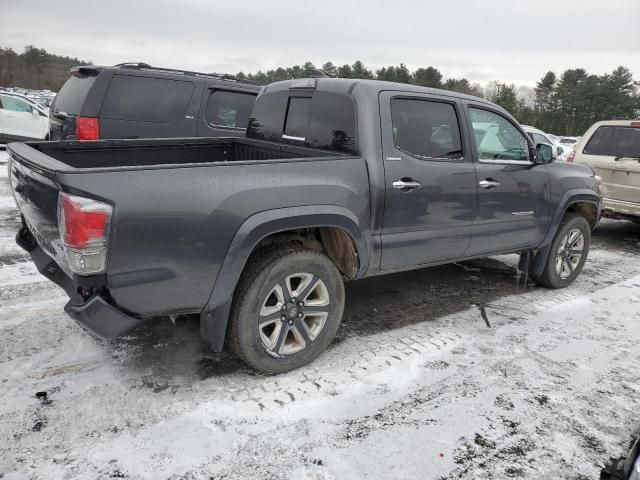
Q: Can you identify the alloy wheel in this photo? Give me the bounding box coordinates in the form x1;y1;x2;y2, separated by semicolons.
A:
555;228;585;279
258;272;330;355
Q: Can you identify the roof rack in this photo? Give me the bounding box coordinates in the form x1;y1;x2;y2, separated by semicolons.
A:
113;62;259;85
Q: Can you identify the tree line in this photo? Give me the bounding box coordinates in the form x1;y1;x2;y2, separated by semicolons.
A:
1;46;638;136
238;61;639;136
0;45;90;91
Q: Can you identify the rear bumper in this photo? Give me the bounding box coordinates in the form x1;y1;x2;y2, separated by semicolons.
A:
16;226;140;340
601;197;640;219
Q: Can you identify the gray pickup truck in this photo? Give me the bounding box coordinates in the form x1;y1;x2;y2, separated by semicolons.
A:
8;78;601;373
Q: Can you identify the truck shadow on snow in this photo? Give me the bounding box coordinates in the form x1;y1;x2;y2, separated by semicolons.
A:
110;219;639;383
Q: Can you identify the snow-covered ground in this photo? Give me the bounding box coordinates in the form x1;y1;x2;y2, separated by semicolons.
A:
1;147;640;479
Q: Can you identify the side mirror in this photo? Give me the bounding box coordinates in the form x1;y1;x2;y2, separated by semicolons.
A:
557;146;564;156
31;108;39;118
535;143;554;164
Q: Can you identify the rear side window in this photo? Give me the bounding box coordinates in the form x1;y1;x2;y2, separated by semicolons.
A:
205;90;256;129
391;98;462;159
100;75;194;123
52;75;97;115
248;90;357;153
584;126;640;158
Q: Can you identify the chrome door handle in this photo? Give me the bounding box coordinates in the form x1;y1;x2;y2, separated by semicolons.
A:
393;179;422;190
479;179;500;189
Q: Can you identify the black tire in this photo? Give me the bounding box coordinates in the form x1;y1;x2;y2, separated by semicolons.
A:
530;214;591;289
229;247;345;374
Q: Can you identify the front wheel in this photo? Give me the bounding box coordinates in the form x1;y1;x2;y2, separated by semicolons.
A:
530;214;591;289
229;248;345;374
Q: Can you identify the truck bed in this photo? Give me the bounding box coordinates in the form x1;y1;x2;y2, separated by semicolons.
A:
7;136;368;333
11;137;343;170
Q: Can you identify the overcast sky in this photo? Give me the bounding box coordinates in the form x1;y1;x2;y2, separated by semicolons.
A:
2;0;639;86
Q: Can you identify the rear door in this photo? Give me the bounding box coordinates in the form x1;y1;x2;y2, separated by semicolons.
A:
464;105;550;255
379;91;477;270
198;87;257;137
578;125;640;206
0;94;45;140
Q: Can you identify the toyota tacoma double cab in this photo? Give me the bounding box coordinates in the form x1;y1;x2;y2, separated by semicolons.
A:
8;78;601;373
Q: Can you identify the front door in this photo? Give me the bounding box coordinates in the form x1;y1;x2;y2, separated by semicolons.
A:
465;105;550;255
380;92;477;270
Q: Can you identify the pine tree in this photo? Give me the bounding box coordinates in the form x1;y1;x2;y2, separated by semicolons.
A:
321;62;338;77
351;61;373;79
413;67;443;88
337;64;353;78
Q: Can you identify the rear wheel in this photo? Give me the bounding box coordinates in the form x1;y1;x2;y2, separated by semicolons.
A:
530;214;591;288
229;248;345;374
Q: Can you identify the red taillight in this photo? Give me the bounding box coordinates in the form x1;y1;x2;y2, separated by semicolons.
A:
567;149;576;162
61;195;108;248
75;117;100;140
631;121;640;127
58;193;112;274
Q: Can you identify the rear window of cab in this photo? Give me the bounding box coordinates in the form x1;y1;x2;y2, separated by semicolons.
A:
584;125;640;158
247;90;357;154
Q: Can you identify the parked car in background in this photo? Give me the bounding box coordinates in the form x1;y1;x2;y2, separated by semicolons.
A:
0;90;50;113
560;136;579;146
9;78;601;373
49;63;262;141
0;91;50;143
570;120;640;222
522;125;566;160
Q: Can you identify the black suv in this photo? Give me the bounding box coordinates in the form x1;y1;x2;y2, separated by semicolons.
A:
49;63;262;141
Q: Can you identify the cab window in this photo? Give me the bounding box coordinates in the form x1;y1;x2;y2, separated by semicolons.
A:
390;98;462;160
248;90;357;153
469;108;530;161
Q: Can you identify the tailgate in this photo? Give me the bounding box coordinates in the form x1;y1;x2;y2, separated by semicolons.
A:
7;143;69;272
589;156;640;204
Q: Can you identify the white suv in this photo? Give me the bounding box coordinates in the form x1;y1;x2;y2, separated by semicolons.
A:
0;92;50;144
